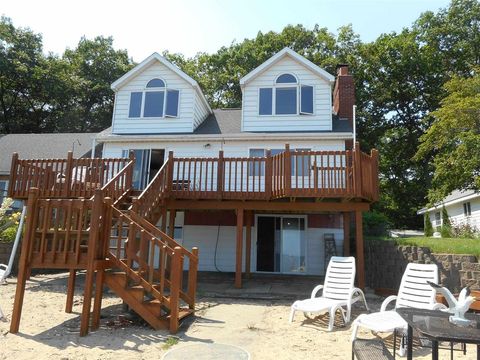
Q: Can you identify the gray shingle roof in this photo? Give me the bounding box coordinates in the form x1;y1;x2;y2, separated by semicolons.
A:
98;109;352;137
0;133;96;174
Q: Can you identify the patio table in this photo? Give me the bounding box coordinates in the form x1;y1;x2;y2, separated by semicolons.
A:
397;308;480;360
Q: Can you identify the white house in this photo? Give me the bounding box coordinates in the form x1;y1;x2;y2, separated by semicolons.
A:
418;190;480;232
94;47;377;280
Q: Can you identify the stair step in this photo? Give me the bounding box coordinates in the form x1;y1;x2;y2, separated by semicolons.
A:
167;308;194;321
105;272;127;287
128;285;145;302
143;299;162;317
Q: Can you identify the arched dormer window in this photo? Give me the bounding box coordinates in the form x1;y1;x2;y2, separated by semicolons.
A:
128;78;180;118
258;73;314;116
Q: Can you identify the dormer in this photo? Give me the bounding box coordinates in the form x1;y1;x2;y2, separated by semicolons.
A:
111;53;211;134
239;48;335;132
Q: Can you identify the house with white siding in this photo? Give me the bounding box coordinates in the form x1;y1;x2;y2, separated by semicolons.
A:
6;47;379;335
93;47;379;287
418;190;480;233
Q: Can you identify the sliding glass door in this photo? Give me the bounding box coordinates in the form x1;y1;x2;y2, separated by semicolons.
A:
281;217;306;273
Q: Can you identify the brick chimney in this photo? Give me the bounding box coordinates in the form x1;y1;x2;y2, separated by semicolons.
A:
333;64;355;126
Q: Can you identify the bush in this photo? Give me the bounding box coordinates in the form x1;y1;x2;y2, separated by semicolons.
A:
363;211;391;237
440;206;452;237
424;212;434;237
452;223;478;238
0;225;18;243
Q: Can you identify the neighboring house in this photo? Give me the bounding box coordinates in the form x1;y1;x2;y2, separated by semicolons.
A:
418;190;480;231
94;48;378;282
0;133;97;207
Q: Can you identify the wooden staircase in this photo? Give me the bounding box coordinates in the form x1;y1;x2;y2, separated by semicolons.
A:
9;154;198;337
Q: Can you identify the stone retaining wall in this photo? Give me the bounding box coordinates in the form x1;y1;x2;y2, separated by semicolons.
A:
0;241;18;275
365;241;480;293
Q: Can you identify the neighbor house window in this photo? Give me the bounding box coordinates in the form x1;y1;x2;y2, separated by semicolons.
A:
258;73;314;116
0;180;7;204
463;202;472;216
435;211;441;226
128;78;180;118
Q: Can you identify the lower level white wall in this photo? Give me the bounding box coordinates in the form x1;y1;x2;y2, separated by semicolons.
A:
171;214;344;276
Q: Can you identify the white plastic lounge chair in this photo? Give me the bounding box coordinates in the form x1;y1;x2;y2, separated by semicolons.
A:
289;256;369;331
351;263;444;356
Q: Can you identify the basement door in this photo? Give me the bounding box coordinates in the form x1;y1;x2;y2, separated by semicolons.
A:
256;215;306;274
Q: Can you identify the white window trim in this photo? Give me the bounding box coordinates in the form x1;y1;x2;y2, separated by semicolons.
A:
127;78;180;119
257;73;315;117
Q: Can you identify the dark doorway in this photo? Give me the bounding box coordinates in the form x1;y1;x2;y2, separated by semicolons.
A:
256;216;275;272
149;149;165;182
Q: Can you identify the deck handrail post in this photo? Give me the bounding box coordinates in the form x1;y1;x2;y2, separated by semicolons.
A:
166;151;174;197
187;247;199;310
10;187;39;333
284;144;291;197
65;151;74;198
217;150;224;199
169;246;182;333
126;150;135;190
80;189;104;336
345;150;352;195
101;197;113;257
265;149;272;199
354;142;362;198
8;153;19;198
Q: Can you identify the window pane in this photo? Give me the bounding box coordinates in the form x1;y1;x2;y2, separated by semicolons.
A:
129;92;142;117
276;88;297;114
146;78;165;88
249;149;265;176
276;74;297;84
144;91;164;117
259;88;272;115
300;85;313;114
0;180;7;204
165;89;179;117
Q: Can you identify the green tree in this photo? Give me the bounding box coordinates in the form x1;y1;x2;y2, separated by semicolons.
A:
441;205;452;237
424;212;434;237
416;69;480;202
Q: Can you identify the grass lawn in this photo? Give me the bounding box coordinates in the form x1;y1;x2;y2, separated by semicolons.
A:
368;236;480;258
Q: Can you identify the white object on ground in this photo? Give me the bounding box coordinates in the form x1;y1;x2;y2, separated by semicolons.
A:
428;281;476;326
351;263;444;356
289;256;369;331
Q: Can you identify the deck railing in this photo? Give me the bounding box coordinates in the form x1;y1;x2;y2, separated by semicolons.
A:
164;143;378;202
8;152;131;199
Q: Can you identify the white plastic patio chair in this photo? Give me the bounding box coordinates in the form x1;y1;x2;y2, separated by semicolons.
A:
351;263;444;356
289;256;369;331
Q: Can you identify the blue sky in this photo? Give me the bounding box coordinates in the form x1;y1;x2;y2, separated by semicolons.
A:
2;0;450;61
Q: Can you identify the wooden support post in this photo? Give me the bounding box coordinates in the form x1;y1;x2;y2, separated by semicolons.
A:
355;210;365;289
235;209;244;288
245;211;252;279
166;151;174;196
126;151;135;190
80;189;104;336
8;153;18;198
65;269;76;313
168;209;176;238
265;150;272;199
10;188;38;334
91;268;105;330
161;207;167;233
284;144;291;196
343;212;350;257
217;150;224;199
169;246;182;333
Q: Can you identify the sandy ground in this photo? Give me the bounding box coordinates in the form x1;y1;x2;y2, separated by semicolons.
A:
0;272;478;359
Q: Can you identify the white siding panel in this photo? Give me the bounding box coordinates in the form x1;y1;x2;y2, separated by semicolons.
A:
193;91;210;130
242;57;333;132
112;62;196;134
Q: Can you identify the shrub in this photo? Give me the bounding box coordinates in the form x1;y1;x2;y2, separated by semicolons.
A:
1;225;18;243
440;206;452;238
452;223;478;238
424;212;434;237
363;211;391;237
